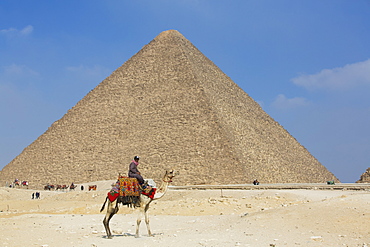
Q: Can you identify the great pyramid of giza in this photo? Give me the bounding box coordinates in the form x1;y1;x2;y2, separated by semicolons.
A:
0;30;339;189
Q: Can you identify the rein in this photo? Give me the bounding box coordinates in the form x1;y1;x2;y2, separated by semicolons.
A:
162;178;173;183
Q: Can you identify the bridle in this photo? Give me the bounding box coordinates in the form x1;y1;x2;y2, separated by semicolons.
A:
162;177;173;183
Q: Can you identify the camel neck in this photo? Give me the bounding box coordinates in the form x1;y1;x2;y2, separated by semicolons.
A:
157;180;169;194
153;176;171;200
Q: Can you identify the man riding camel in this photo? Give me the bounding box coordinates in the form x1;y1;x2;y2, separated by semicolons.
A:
128;156;144;185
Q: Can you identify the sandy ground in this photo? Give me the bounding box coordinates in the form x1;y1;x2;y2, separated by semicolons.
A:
1;182;369;247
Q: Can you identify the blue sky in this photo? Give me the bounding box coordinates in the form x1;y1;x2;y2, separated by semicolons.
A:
1;1;369;182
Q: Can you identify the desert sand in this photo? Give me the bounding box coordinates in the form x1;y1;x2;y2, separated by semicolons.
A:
1;181;369;247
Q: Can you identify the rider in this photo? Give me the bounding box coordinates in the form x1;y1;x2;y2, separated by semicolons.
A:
128;156;144;185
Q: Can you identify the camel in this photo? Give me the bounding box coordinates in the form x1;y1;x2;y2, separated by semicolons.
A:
100;169;176;239
88;185;97;191
44;184;55;190
69;183;77;190
55;184;69;190
21;181;29;189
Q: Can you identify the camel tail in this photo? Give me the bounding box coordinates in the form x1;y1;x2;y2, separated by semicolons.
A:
100;196;108;212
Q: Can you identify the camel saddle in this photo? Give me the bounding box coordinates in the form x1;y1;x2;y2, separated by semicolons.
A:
107;177;156;204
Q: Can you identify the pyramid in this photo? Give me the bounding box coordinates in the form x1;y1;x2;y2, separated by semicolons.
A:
0;30;339;188
356;168;370;183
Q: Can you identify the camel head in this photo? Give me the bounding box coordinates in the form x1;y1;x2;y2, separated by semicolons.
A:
163;169;177;182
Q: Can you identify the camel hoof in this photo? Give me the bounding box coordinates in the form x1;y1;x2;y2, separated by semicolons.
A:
135;235;139;238
107;235;113;239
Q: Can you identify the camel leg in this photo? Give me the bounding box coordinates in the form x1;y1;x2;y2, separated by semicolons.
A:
103;200;119;239
144;203;153;237
135;206;144;238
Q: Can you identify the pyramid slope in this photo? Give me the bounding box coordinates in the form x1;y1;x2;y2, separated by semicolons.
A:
356;168;370;183
0;30;339;188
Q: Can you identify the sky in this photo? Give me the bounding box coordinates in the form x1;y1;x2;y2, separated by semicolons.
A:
1;1;369;183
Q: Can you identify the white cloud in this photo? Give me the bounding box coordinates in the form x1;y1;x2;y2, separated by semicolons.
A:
0;65;38;92
271;94;310;110
65;65;111;82
66;65;102;75
0;25;34;37
20;25;34;35
256;100;264;108
291;59;370;91
2;64;39;78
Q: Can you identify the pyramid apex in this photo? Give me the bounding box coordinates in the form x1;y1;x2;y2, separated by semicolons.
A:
160;29;181;35
155;29;185;39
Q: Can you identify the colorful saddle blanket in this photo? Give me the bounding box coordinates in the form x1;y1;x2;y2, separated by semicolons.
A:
107;177;156;202
142;187;156;199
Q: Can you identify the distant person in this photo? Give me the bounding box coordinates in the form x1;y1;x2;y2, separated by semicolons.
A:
32;193;35;199
128;156;144;185
253;179;259;185
81;185;84;191
35;192;40;199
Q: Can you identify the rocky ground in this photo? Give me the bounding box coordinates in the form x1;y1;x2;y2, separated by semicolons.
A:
0;181;369;247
